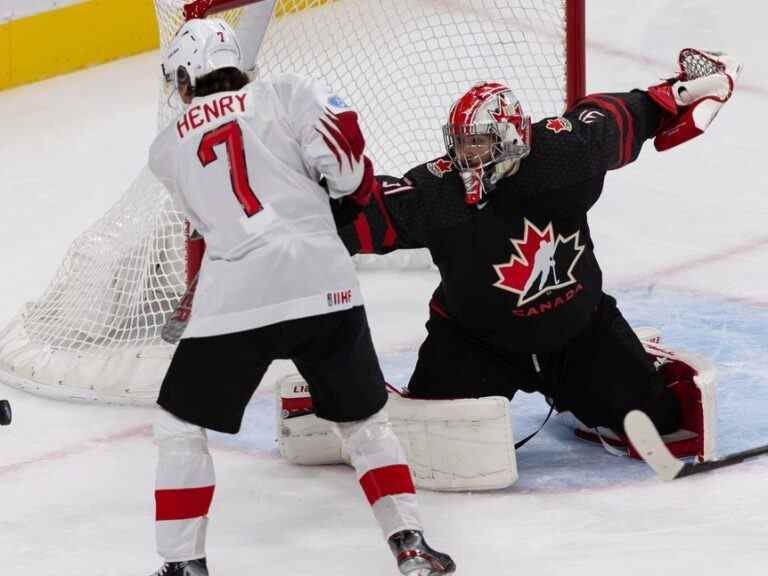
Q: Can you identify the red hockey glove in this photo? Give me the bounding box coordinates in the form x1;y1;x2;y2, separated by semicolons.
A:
647;49;741;151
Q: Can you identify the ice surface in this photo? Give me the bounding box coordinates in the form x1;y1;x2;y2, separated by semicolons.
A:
1;1;767;574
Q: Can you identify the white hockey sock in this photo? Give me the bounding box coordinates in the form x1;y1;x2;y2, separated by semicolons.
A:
154;409;215;562
336;408;422;539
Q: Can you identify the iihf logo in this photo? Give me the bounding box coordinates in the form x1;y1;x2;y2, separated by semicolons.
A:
327;289;353;307
493;219;585;305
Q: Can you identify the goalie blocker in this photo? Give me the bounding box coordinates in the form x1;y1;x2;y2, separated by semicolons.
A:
277;332;715;489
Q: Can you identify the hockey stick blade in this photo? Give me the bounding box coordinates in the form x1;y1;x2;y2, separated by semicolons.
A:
624;410;768;480
624;410;684;480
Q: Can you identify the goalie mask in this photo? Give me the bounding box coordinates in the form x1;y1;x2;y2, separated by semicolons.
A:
443;82;531;205
162;18;243;92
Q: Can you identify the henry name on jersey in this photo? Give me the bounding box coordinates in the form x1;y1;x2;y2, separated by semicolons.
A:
176;92;249;138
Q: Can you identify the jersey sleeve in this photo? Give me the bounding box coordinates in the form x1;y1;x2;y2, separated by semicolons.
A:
339;167;444;255
276;73;374;207
567;89;664;171
525;90;665;186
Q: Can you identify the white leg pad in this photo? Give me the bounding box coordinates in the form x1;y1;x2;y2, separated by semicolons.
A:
275;373;518;490
563;340;717;462
387;394;518;491
275;373;348;465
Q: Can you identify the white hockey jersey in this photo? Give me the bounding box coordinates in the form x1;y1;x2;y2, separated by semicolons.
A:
149;74;371;337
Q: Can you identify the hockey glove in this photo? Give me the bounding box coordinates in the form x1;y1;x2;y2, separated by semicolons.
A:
647;48;742;151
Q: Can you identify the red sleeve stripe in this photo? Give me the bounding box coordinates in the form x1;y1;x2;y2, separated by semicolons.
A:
372;182;397;248
319;132;342;169
354;213;374;253
359;464;416;505
578;96;626;168
599;95;635;168
155;485;215;521
429;298;450;319
348;157;374;207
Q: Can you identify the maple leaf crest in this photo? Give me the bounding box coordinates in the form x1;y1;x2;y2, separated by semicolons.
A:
489;93;523;128
545;117;573;134
493;219;585;306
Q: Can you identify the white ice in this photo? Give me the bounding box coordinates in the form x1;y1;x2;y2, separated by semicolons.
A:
1;1;767;574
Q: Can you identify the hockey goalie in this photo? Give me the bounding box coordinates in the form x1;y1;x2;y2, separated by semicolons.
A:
277;48;739;490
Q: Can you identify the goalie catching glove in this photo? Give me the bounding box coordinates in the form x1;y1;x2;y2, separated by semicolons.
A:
648;48;742;151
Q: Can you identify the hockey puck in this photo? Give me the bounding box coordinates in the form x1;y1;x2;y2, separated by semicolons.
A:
0;399;11;425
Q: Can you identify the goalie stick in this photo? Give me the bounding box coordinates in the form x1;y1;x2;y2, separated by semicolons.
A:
624;410;768;480
161;272;198;344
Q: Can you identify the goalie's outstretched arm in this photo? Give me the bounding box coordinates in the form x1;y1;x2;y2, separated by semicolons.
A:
534;49;741;191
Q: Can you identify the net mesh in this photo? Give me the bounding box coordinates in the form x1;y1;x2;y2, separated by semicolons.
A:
0;0;576;402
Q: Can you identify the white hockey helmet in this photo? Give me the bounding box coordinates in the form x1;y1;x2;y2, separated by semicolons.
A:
162;18;243;89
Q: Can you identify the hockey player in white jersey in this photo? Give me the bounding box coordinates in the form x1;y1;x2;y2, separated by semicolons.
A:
147;18;454;576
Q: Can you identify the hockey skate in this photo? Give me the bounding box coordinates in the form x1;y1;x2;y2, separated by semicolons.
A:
149;558;208;576
388;530;455;575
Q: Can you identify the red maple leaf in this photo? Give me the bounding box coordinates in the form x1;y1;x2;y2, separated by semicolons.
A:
545;117;572;134
489;93;522;129
493;221;553;294
434;158;453;174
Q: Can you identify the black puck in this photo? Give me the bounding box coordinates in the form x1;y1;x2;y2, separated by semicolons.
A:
0;399;11;425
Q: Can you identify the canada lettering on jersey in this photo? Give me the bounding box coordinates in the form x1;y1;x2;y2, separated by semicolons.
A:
176;93;249;139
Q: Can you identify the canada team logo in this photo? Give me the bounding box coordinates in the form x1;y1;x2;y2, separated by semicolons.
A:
493;219;585;306
545;117;573;134
427;158;455;177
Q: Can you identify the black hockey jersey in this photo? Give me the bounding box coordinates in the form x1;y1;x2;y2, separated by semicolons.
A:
341;91;665;352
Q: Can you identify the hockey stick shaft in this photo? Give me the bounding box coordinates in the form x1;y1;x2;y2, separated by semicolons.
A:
161;272;199;344
676;443;768;478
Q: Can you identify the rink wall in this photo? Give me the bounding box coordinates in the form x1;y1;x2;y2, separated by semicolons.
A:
0;0;158;90
0;0;328;91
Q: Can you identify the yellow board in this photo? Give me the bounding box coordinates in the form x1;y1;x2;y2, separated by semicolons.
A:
0;0;332;92
276;0;332;17
0;0;158;91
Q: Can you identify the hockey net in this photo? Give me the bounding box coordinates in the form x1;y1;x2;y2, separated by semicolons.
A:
0;0;584;404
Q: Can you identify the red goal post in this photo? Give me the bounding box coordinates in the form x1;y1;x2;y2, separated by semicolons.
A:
0;0;586;404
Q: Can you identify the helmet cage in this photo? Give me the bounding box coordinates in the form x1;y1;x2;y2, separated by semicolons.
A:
443;119;531;171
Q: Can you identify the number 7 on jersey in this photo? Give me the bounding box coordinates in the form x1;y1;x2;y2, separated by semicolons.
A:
197;121;263;217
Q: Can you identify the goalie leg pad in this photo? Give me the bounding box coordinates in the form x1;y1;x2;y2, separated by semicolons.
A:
567;341;717;462
388;394;518;491
275;372;518;490
275;372;348;465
